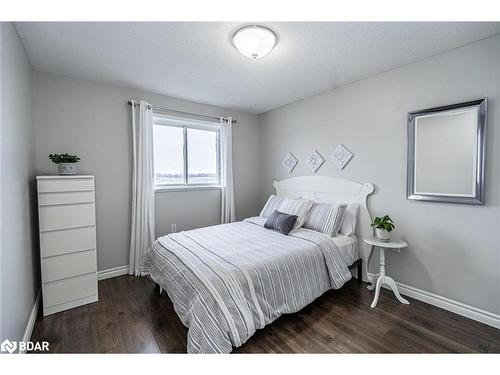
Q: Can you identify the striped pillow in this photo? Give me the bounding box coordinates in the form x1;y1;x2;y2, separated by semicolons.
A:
303;202;347;237
260;195;286;218
277;197;314;229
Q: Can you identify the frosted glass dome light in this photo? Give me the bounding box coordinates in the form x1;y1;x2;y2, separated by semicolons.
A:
232;25;278;59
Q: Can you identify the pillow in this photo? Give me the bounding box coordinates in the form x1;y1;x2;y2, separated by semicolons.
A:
260;195;286;218
303;202;347;237
278;197;314;229
264;210;298;235
340;203;360;236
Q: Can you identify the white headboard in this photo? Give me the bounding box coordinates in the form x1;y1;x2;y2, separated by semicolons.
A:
273;176;375;281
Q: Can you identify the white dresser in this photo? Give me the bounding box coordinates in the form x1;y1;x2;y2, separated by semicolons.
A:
37;175;98;316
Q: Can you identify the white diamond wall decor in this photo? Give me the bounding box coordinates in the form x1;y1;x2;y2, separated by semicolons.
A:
306;150;325;173
281;152;298;173
331;144;354;170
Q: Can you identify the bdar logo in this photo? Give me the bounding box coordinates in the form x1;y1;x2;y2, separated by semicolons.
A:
1;339;17;354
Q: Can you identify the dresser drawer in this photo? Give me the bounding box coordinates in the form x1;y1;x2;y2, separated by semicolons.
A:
38;178;94;193
39;203;95;232
42;249;97;283
43;273;97;308
40;226;96;257
38;191;94;206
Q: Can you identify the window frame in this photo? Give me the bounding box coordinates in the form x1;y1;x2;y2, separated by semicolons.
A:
153;114;221;191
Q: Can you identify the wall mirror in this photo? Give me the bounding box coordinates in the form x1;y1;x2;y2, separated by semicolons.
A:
407;99;487;205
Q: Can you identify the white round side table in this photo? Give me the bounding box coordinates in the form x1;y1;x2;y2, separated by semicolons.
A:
363;236;409;308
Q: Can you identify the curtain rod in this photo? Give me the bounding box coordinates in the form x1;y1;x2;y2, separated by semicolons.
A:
128;100;237;124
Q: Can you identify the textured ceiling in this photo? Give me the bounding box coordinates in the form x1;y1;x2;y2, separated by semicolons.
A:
15;22;500;113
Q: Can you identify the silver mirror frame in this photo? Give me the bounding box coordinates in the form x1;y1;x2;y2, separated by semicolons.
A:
407;98;487;205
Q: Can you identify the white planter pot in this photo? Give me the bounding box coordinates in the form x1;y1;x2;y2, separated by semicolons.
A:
375;228;391;242
58;163;77;175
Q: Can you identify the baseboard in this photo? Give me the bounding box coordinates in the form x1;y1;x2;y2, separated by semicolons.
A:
367;273;500;329
20;289;41;354
97;265;129;280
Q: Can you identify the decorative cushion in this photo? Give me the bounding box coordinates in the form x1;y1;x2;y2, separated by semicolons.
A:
260;195;286;218
339;203;360;236
264;210;298;235
277;197;314;229
303;202;347;237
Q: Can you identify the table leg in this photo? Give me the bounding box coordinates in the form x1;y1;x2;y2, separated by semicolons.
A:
370;248;385;308
370;276;384;308
384;276;409;305
366;244;375;288
369;247;410;308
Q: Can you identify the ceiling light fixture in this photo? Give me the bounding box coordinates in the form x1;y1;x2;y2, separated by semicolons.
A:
232;25;278;60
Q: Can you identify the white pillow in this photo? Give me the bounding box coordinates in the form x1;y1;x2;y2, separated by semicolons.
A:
260;195;286;218
278;197;314;229
340;203;359;236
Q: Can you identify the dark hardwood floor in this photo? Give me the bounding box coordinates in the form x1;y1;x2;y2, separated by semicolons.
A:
30;275;500;353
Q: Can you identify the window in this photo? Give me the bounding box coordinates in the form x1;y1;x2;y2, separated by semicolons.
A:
153;115;220;189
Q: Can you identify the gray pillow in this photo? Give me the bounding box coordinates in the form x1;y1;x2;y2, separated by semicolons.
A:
264;210;298;235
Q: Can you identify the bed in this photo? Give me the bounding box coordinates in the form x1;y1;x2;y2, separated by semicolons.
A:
141;176;374;353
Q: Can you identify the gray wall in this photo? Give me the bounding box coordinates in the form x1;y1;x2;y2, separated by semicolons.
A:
33;72;261;272
259;35;500;315
0;23;38;342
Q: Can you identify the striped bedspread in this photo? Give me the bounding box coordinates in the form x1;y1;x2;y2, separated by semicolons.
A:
141;216;352;353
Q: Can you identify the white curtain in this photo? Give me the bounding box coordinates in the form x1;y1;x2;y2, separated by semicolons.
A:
129;100;155;276
220;117;236;223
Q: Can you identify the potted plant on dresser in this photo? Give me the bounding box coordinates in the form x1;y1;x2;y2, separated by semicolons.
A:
371;215;395;242
49;153;81;175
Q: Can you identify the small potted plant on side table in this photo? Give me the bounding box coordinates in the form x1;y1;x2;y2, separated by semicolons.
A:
371;215;395;242
49;153;81;175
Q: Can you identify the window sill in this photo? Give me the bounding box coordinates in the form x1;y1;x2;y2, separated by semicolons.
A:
155;185;222;193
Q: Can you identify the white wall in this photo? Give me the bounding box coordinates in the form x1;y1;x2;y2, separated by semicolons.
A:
0;23;38;343
259;35;500;315
33;72;261;272
155;189;221;235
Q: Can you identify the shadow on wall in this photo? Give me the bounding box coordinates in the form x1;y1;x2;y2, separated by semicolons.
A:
29;179;42;294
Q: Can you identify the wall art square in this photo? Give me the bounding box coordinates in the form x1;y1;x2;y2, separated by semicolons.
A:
331;144;354;170
306;150;325;173
281;152;298;173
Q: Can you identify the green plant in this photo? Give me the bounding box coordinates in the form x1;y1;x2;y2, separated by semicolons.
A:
48;153;80;164
371;215;395;232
